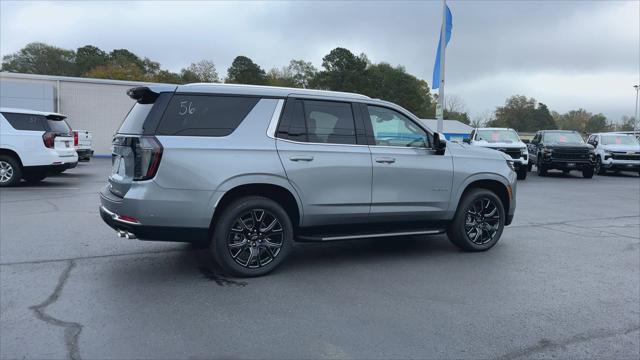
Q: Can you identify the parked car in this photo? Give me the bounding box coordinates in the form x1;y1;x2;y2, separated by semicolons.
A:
73;129;94;161
466;127;529;180
587;133;640;175
528;130;595;178
99;84;517;277
0;108;78;186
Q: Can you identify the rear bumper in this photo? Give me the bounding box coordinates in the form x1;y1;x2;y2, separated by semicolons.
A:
98;184;216;242
76;149;93;160
99;205;208;242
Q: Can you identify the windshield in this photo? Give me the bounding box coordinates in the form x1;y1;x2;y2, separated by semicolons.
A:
543;132;584;144
475;129;520;143
600;135;639;146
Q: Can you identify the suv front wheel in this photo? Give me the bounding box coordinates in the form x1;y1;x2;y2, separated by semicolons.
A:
447;188;505;251
211;196;293;277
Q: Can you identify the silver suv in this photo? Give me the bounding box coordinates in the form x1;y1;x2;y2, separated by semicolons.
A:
100;84;517;277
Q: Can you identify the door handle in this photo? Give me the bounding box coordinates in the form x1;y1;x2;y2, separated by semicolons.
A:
289;155;314;162
375;156;396;164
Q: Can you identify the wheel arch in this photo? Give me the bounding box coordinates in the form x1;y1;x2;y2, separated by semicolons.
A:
454;175;511;216
0;148;23;168
210;182;303;232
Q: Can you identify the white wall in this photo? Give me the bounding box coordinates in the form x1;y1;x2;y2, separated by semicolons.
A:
0;73;149;155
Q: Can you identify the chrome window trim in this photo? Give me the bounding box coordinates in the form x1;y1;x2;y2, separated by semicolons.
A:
266;99;285;139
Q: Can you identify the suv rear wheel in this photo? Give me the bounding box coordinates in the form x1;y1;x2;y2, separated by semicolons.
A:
595;156;606;175
0;155;21;187
447;188;505;251
582;166;594;179
211;196;293;277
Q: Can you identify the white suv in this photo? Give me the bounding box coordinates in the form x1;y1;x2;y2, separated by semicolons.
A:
467;128;529;180
0;108;78;186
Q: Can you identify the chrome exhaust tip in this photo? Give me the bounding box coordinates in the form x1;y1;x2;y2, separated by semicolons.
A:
117;230;126;238
124;232;137;240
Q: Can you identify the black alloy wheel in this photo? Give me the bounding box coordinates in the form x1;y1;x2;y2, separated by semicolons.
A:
226;209;284;269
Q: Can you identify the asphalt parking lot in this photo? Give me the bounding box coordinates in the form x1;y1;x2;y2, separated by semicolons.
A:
1;158;638;360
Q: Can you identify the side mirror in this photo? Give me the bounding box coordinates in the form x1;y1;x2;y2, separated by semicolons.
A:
592;141;598;147
522;139;530;144
433;132;447;154
463;138;471;144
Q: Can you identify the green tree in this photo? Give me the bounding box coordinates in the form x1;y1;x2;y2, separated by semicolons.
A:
286;59;317;88
1;42;76;76
181;59;219;83
584;113;611;133
557;109;591;132
266;67;295;87
360;63;433;118
75;45;108;75
531;103;556;130
618;116;636;131
493;95;537;131
312;47;368;92
84;63;146;81
153;70;183;84
225;56;267;85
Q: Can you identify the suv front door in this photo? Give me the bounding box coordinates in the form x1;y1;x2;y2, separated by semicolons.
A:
275;99;372;226
362;105;453;219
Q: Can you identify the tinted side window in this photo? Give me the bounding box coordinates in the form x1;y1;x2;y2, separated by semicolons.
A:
276;99;307;142
2;112;47;131
303;100;356;144
156;95;259;136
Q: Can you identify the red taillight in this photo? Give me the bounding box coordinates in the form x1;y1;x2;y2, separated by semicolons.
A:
116;214;140;224
42;132;56;148
73;131;78;146
133;136;163;181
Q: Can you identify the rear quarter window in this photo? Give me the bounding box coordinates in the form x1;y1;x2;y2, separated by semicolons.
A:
118;103;154;135
155;95;260;136
2;112;48;131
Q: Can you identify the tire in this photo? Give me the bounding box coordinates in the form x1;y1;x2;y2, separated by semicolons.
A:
582;166;594;179
23;171;46;183
562;169;570;175
447;188;506;252
0;155;22;187
595;156;606;175
527;162;533;172
516;167;527;180
536;157;547;176
210;196;293;277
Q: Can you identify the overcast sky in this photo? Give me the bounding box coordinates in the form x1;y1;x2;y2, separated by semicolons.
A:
1;0;639;122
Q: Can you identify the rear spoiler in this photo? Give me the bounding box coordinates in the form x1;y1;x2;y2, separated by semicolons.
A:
45;114;66;121
127;85;177;104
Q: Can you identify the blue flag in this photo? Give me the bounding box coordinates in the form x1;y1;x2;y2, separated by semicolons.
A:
432;4;452;90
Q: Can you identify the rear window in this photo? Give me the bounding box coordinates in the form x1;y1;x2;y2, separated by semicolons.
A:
47;119;71;133
118;103;154;135
155;95;259;136
2;112;70;133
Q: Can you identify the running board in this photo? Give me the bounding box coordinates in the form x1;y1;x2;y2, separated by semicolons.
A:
296;229;446;242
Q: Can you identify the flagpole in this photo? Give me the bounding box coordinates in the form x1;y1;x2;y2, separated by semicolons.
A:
437;0;447;134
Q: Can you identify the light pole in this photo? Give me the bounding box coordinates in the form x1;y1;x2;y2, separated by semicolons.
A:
634;84;639;132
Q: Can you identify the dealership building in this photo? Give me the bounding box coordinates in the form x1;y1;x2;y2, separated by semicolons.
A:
0;72;156;155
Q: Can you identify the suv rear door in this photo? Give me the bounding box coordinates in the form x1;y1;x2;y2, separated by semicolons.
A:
275;98;372;225
46;117;75;157
362;104;454;218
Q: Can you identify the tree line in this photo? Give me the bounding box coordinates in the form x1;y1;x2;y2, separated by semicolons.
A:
2;42;635;133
